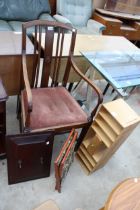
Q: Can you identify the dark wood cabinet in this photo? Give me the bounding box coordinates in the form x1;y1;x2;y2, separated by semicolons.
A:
6;131;54;184
0;78;8;158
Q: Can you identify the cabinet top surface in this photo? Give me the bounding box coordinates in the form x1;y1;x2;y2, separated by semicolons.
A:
103;99;139;127
0;31;33;55
35;33;138;56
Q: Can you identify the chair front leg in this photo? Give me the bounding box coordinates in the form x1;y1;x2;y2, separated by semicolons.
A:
75;122;91;151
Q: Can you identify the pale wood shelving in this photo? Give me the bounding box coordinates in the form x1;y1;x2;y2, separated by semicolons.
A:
76;99;140;175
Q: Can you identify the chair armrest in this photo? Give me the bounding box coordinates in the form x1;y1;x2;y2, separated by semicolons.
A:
87;19;106;34
53;14;73;27
39;13;55;21
70;54;103;118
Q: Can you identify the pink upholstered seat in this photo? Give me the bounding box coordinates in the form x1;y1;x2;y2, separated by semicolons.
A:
22;87;88;130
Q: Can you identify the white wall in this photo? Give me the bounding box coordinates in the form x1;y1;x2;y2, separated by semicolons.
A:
93;0;106;10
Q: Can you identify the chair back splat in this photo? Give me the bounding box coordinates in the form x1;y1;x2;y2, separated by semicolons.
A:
21;20;103;150
22;20;76;88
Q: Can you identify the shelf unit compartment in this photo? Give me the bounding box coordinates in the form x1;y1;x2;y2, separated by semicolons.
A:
86;135;108;163
82;128;96;149
92;122;112;148
86;134;103;153
91;142;107;163
99;107;122;135
95;116;117;142
80;144;96;167
77;149;93;172
76;154;90;175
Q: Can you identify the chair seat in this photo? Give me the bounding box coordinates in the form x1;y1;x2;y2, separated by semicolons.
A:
22;87;88;130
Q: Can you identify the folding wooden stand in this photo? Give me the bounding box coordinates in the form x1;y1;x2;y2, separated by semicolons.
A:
76;99;140;175
54;129;78;192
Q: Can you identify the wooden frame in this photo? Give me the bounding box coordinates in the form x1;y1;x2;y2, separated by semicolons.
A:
54;129;78;192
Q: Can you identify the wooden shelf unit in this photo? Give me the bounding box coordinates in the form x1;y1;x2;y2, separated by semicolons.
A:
76;99;140;175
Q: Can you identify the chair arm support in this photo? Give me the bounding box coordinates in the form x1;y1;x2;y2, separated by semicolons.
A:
87;19;106;34
22;54;33;113
70;54;103;118
39;13;55;21
53;14;73;27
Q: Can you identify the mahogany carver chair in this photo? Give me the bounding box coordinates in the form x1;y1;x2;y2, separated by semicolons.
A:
20;20;103;150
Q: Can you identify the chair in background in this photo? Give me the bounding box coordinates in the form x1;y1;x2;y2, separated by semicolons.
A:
20;20;103;150
53;0;105;34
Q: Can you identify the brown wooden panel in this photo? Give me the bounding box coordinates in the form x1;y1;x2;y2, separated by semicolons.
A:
0;55;35;95
49;0;56;15
6;131;54;184
121;27;137;40
103;29;121;36
0;32;34;96
93;12;122;27
94;12;122;36
130;21;140;39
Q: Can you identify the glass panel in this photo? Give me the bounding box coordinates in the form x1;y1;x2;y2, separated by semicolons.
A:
81;51;140;89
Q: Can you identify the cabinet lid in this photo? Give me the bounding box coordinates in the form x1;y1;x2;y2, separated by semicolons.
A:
103;99;140;128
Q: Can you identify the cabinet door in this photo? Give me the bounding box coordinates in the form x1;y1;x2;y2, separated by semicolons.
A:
6;132;54;184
